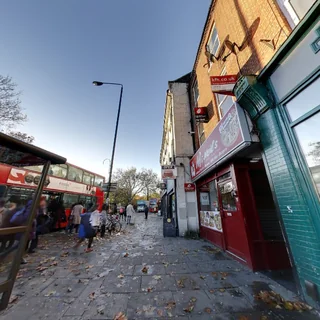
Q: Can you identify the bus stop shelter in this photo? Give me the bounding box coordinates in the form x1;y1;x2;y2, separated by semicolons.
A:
0;133;66;310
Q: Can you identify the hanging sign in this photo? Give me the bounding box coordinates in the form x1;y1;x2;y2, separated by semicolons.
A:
210;75;238;95
184;183;195;192
161;165;177;179
194;107;209;123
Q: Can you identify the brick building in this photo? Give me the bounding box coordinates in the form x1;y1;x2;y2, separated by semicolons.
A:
187;0;319;307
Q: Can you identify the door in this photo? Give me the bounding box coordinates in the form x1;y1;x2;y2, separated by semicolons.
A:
218;179;248;261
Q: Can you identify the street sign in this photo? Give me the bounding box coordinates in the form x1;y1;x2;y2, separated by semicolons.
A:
102;182;118;192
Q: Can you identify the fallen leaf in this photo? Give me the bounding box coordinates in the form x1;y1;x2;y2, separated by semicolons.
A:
9;295;18;304
200;275;206;280
211;272;218;277
67;287;72;292
157;309;163;316
190;297;197;303
36;266;48;272
209;289;215;294
97;306;104;314
204;307;212;314
141;266;149;274
60;251;69;257
89;292;95;300
183;304;194;313
153;275;162;280
163;262;169;268
177;279;185;288
123;252;129;257
284;302;293;311
147;287;153;293
165;301;176;310
45;290;56;297
219;288;226;293
113;312;127;320
50;261;58;267
117;274;124;279
85;265;94;270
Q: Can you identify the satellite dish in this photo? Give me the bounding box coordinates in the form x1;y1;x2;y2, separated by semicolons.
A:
225;40;236;53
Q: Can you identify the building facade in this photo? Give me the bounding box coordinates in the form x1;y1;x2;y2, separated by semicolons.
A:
234;2;320;308
160;74;199;236
188;0;319;307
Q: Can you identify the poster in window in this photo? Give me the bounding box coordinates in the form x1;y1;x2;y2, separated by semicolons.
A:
200;192;210;206
200;211;223;232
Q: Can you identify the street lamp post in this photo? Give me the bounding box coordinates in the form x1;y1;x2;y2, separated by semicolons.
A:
93;81;123;200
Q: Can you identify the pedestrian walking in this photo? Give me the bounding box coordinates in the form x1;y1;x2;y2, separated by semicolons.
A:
70;201;83;233
74;211;97;252
119;206;124;221
100;204;107;238
126;202;135;225
90;204;101;233
144;205;149;220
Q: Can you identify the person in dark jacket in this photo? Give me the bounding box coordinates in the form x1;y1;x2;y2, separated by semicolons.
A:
73;211;97;252
144;205;149;220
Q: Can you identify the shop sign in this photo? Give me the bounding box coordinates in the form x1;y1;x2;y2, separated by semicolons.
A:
160;182;167;190
184;183;195;192
210;75;238;95
161;165;177;179
200;211;223;232
190;103;252;180
194;107;209;123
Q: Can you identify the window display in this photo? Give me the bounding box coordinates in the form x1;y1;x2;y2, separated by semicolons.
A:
199;180;223;232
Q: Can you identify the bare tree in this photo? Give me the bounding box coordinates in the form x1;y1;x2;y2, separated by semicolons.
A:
112;167;144;204
140;168;160;200
0;75;34;143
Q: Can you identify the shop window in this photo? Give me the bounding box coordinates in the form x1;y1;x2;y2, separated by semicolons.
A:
284;76;320;199
199;181;223;232
67;166;83;182
285;77;320;121
219;181;237;211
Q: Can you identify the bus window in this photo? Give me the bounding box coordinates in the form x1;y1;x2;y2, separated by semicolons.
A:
63;193;79;209
6;187;34;207
0;185;6;198
50;164;67;179
24;165;42;173
67;166;83;182
83;172;94;185
94;176;104;187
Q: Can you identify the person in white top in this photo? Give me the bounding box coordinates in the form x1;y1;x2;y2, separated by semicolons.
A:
89;204;101;230
126;202;135;225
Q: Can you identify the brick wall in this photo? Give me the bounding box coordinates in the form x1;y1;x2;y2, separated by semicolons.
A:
258;109;320;308
191;0;291;146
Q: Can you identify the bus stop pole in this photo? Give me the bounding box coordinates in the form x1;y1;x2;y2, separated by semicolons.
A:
0;161;51;310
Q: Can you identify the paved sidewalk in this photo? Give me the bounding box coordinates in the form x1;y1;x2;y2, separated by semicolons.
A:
1;213;319;320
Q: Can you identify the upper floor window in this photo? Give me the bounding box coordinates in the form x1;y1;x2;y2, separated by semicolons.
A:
207;24;220;56
94;175;104;187
49;164;67;179
192;80;199;105
83;171;94;185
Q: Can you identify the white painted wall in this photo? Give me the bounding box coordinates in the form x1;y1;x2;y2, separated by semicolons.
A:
160;80;199;236
270;21;320;100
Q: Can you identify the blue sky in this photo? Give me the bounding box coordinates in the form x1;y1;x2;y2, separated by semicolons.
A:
0;0;210;178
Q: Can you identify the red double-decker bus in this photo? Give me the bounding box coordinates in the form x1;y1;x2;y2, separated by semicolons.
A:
0;163;105;229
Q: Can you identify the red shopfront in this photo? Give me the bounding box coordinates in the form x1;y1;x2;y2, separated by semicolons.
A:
190;104;291;271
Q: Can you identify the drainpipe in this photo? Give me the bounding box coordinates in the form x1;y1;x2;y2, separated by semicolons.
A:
187;83;196;154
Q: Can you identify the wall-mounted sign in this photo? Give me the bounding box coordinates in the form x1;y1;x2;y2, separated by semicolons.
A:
190;104;253;180
161;165;177;179
184;183;195;192
194;107;209;123
210;75;238;95
160;182;167;190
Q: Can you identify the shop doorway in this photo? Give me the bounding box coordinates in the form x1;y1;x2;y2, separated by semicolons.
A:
218;178;249;262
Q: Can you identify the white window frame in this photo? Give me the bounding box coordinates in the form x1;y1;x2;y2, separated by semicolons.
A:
206;24;220;71
192;79;200;104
